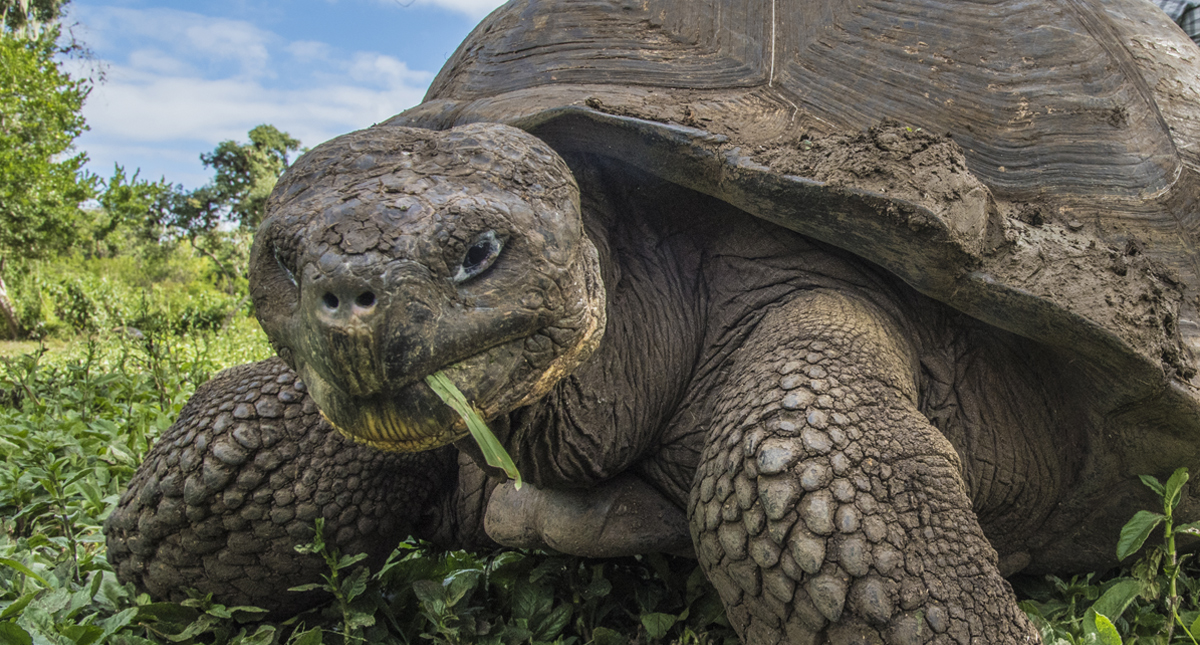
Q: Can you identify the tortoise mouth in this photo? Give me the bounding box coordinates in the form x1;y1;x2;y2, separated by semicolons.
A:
297;337;530;453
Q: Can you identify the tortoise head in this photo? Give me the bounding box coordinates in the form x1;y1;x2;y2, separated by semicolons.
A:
249;123;606;452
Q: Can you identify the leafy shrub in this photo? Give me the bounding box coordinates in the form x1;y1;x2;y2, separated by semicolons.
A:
9;249;248;339
288;525;737;645
0;321;273;643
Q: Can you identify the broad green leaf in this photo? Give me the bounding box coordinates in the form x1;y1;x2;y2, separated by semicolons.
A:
1090;580;1141;623
131;602;201;625
444;569;482;607
162;614;219;643
203;602;234;619
290;626;324;645
584;575;612;600
227;605;269;617
641;612;678;640
1116;510;1165;561
533;604;572;641
341;566;369;604
513;583;553;622
591;627;626;645
0;622;32;645
58;623;103;645
1178;520;1200;537
0;594;35;621
425;371;522;489
344;608;376;630
413;579;446;606
233;625;277;645
1091;612;1122;645
100;608;138;640
0;558;50;588
335;553;368;571
1165;467;1190;510
1139;474;1166;497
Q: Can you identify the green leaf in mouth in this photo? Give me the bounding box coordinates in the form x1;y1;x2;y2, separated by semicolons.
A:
425;371;523;489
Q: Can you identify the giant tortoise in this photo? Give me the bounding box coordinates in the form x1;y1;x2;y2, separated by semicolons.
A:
106;0;1200;642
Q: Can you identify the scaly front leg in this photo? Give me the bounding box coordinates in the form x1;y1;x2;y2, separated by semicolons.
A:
105;358;464;614
689;290;1039;644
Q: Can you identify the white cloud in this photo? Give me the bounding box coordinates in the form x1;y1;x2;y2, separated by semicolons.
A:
65;4;437;188
125;48;192;76
286;40;334;63
347;52;430;87
181;17;273;76
366;0;506;20
72;6;277;77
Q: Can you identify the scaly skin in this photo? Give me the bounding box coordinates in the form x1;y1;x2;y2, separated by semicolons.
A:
108;126;1066;641
105;358;465;613
689;290;1038;644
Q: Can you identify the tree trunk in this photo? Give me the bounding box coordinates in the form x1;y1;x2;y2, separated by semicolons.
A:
0;258;20;340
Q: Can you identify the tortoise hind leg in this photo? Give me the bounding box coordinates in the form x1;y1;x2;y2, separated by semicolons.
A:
688;290;1039;644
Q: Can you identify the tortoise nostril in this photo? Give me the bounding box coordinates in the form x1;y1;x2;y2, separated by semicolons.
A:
323;293;340;309
356;291;376;308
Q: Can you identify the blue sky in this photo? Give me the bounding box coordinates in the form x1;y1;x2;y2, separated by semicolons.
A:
61;0;506;189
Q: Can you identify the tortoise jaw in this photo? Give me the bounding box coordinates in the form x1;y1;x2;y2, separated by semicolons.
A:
296;335;535;453
296;360;463;452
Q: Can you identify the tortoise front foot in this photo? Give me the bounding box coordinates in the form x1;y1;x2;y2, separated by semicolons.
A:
105;358;458;615
689;291;1039;644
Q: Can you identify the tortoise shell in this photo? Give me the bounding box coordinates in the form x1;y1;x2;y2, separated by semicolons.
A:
387;0;1200;567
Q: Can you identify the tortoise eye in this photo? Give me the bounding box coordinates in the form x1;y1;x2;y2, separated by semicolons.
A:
453;230;504;283
273;242;298;288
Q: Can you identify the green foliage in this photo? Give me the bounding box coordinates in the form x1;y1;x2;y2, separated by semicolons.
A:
0;0;70;38
1020;467;1200;644
0;26;95;263
0;320;740;644
286;517;738;645
146;125;300;240
200;125;300;230
6;258;1200;643
0;319;273;644
291;518;376;643
8;251;250;339
89;165;170;258
363;544;737;645
134;125;300;290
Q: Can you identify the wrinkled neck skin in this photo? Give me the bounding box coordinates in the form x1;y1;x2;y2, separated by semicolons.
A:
489;154;1085;566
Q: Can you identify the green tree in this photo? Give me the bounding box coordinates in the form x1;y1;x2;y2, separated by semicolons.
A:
87;164;169;257
0;25;95;338
1;0;69;38
144;182;243;289
202;124;301;229
142;125;301;291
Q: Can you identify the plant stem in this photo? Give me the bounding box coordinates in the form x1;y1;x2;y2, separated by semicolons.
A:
1167;515;1178;644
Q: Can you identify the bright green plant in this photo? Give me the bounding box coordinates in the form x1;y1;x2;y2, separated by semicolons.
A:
425;371;522;489
1020;468;1200;645
291;518;379;644
1115;468;1200;644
